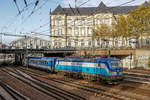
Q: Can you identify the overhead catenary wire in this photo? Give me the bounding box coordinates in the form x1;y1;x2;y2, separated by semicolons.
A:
78;0;92;7
27;0;40;18
17;2;35;16
21;0;48;25
13;0;21;14
119;0;136;6
2;0;59;40
24;0;28;7
32;22;49;31
38;29;50;33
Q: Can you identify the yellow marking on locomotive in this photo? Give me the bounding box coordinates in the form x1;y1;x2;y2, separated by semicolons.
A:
81;81;88;84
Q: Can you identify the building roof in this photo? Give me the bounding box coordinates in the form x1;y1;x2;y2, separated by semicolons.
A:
10;37;50;44
51;1;148;15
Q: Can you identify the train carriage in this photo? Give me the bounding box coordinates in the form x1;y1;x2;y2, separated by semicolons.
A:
28;57;57;72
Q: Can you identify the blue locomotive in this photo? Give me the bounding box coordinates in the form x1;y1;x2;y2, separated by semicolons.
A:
28;57;123;83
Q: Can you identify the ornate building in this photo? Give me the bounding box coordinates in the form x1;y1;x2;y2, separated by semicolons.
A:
9;37;50;49
50;2;150;49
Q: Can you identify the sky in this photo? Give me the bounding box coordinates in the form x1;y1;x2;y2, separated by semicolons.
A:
0;0;148;45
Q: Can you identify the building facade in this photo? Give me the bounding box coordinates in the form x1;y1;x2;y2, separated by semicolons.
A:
50;2;150;49
9;37;51;49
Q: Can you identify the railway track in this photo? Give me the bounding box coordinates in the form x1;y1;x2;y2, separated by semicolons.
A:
125;69;150;74
0;80;30;100
124;71;150;84
2;68;86;100
15;67;150;100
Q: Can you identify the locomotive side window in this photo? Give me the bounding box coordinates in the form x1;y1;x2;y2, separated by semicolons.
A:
98;63;101;67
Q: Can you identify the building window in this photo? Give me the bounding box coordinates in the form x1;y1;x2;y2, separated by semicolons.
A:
102;19;110;25
81;19;85;25
74;19;78;26
75;28;79;35
54;30;58;35
88;28;92;35
122;39;125;46
58;20;62;26
88;40;92;46
54;42;57;46
101;40;104;48
56;20;59;26
146;39;150;45
58;29;62;35
81;40;85;47
97;19;100;25
54;42;61;47
67;20;72;27
87;19;92;26
54;30;56;35
97;40;100;46
68;28;72;35
81;28;85;35
115;39;118;46
74;39;78;47
53;20;55;26
106;40;109;48
68;40;71;47
58;42;62;47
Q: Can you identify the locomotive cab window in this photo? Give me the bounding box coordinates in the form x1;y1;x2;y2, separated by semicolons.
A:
110;61;121;68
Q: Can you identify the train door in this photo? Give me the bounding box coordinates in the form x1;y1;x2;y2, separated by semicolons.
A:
52;58;56;72
96;62;101;81
49;60;53;71
78;62;82;78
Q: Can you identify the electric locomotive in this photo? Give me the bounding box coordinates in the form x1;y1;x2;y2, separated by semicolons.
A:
55;57;123;83
28;57;123;83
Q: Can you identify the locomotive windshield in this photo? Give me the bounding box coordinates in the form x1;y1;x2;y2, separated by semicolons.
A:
110;61;121;68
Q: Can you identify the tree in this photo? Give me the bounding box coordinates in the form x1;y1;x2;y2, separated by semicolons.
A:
115;3;150;48
115;15;129;46
93;24;116;48
128;3;150;47
93;2;150;49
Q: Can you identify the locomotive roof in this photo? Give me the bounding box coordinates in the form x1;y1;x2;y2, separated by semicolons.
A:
28;57;58;59
96;57;120;62
29;57;120;62
61;57;120;62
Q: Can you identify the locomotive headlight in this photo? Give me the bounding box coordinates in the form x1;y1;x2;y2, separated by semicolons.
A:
109;72;116;75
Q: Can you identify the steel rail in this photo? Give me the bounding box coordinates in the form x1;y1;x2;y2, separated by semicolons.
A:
0;81;29;100
2;68;86;100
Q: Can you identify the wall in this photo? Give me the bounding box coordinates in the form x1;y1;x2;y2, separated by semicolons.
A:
136;49;150;69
